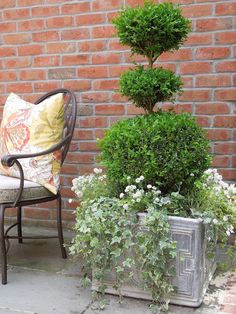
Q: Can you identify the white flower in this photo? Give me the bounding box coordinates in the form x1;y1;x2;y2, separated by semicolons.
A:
152;186;157;191
135;178;141;183
127;176;131;181
120;193;124;199
190;173;194;177
123;204;129;210
133;190;142;199
136;198;141;203
223;216;228;222
213;219;218;224
147;184;152;189
93;168;102;174
226;230;231;237
154;197;160;204
139;175;144;181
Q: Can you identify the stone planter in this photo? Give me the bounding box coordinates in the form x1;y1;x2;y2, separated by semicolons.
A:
92;215;216;307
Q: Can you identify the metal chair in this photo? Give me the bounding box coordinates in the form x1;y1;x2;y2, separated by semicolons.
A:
0;88;77;284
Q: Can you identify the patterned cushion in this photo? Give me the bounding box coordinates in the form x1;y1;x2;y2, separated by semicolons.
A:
0;174;53;203
0;93;65;194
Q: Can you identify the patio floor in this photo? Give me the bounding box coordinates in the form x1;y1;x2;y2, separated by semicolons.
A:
0;226;235;314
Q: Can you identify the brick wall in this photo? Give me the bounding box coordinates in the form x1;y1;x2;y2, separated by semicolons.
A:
0;0;235;227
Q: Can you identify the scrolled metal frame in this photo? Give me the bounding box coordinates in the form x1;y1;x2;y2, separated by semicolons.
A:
0;88;77;284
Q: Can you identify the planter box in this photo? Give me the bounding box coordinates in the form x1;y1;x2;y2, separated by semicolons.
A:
92;215;216;307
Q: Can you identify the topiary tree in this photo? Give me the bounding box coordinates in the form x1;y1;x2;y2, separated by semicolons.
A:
113;1;191;114
99;111;211;195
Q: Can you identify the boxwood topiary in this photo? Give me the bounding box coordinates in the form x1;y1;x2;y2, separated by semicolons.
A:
120;65;183;114
99;111;211;195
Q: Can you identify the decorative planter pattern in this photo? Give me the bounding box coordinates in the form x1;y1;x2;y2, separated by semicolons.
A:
92;215;216;307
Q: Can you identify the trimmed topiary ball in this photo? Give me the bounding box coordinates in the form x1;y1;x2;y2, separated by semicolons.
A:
120;65;183;114
113;1;191;64
99;111;211;195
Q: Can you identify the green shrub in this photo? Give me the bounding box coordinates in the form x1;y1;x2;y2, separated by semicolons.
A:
120;65;183;114
113;1;191;65
99;111;211;195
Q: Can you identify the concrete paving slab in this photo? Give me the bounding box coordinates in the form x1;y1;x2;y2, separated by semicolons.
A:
0;226;234;314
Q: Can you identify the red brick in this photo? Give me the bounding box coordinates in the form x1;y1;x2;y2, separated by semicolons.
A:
31;6;59;17
4;57;31;68
47;42;76;54
196;75;230;87
73;130;94;140
3;8;29;20
92;0;120;11
215;90;236;101
18;44;43;56
185;33;212;46
218;169;236;181
48;68;76;80
196;18;232;31
32;31;59;42
17;0;43;5
94;79;119;90
212;156;230;167
82;92;110;103
196;103;229;115
24;208;50;220
20;69;45;81
108;39;128;51
34;81;60;92
61;164;79;175
0;23;16;34
95;105;125;115
3;34;30;45
6;83;32;93
196;116;211;127
67;153;95;164
62;29;89;40
46;16;74;28
207;129;230;141
158;49;192;61
232;156;236;167
182;4;213;18
0;47;16;57
18;19;44;31
216;2;236;15
0;0;16;9
173;104;193;113
78;40;106;52
216;61;236;72
62;55;89;66
79;142;100;152
216;32;236;44
179;90;211;101
179;62;212;74
33;56;59;67
63;80;91;91
111;93;128;103
0;71;17;82
80;117;108;128
214;116;236;128
78;66;107;78
61;2;90;14
76;14;105;25
92;26;115;38
92;52;121;64
109;65;133;77
195;47;230;59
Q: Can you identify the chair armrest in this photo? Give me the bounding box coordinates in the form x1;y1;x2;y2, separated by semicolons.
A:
1;134;71;168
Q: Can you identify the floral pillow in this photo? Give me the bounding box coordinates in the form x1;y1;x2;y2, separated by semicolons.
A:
0;92;65;194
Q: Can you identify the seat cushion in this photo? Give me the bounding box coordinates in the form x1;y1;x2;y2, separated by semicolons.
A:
0;93;65;194
0;174;53;203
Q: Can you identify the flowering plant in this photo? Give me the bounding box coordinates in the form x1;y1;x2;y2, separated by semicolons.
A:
70;167;236;311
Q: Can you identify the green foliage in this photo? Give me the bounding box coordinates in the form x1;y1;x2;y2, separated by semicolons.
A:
120;65;183;114
113;1;191;64
99;111;211;195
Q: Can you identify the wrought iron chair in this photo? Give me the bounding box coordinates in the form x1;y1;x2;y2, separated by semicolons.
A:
0;88;77;284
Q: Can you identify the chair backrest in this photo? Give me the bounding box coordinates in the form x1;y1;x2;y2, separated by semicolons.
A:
35;88;77;165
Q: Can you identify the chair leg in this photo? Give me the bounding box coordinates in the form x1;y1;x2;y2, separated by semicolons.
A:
17;207;23;244
0;205;7;284
57;195;67;259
